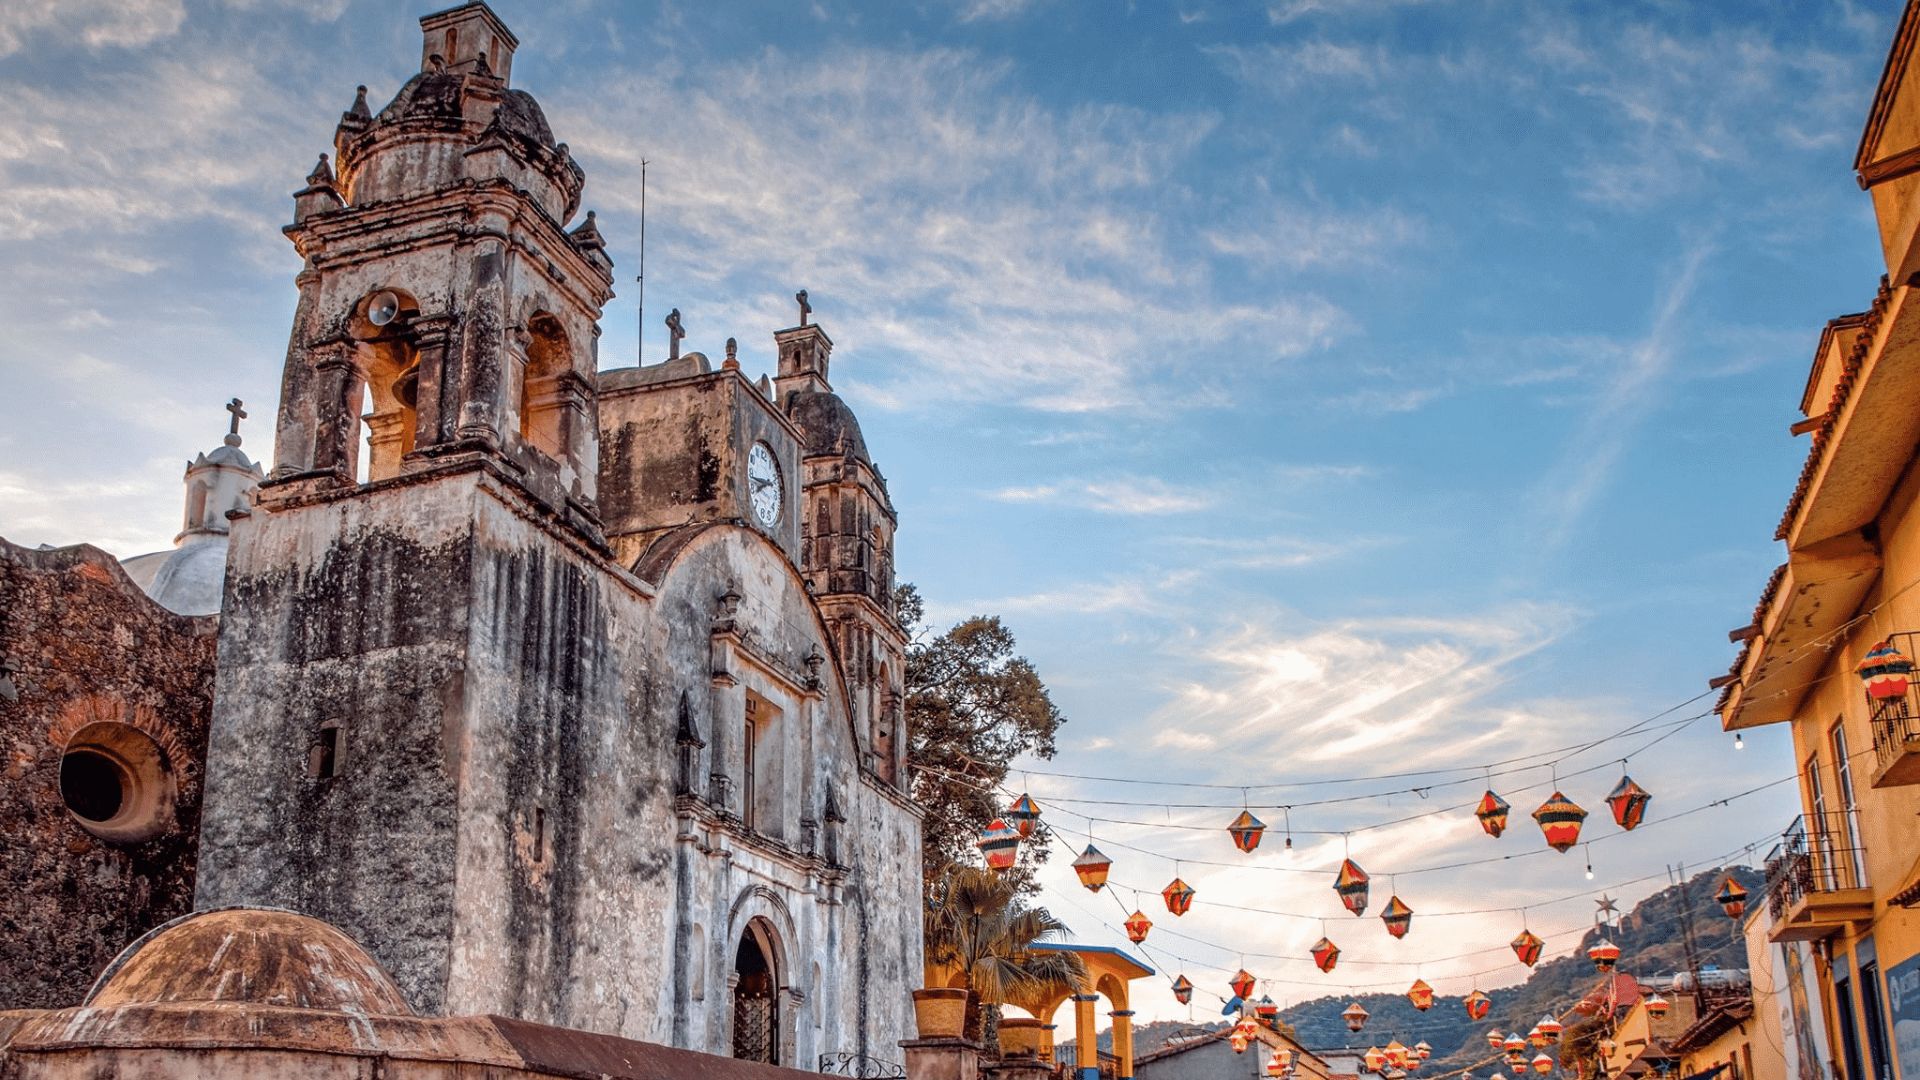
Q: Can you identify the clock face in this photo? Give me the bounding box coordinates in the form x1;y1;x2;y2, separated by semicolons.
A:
747;442;782;527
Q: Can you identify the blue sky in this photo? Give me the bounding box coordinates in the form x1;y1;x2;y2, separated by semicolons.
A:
0;0;1900;1021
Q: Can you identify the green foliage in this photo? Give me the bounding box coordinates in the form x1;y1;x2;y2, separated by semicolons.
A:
924;863;1088;1042
899;583;1065;889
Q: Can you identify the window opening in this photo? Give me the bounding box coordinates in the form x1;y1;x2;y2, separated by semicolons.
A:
733;925;780;1065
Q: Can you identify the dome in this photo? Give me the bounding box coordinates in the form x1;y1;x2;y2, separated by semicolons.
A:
120;535;229;616
84;907;414;1016
786;389;871;463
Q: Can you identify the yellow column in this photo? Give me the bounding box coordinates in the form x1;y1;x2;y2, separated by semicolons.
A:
1073;994;1099;1080
1111;1009;1135;1080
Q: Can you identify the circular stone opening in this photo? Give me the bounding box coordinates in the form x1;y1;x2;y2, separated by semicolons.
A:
59;721;173;844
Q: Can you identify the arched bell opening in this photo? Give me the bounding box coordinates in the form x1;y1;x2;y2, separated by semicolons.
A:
518;312;573;462
347;288;422;484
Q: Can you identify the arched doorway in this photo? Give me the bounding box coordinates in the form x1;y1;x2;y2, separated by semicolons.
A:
732;920;781;1065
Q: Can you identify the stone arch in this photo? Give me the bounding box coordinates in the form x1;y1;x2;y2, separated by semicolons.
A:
519;310;572;461
730;908;789;1066
1096;972;1129;1013
727;884;798;981
346;286;423;482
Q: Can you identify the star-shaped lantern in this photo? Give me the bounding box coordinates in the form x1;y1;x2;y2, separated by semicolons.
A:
1311;936;1341;973
1230;969;1257;1001
1005;793;1041;838
1343;1001;1371;1032
1476;789;1511;838
1858;640;1915;701
1606;776;1652;832
1382;895;1414;939
977;819;1021;871
1716;874;1748;919
1124;909;1153;944
1511;928;1544;967
1163;876;1196;916
1407;978;1434;1011
1228;810;1267;853
1172;974;1193;1005
1587;938;1620;972
1335;858;1372;916
1465;990;1492;1021
1072;844;1112;892
1532;792;1588;853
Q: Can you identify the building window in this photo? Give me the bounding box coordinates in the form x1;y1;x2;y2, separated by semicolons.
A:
743;692;784;837
1830;721;1867;888
519;313;571;462
59;721;174;844
308;721;345;779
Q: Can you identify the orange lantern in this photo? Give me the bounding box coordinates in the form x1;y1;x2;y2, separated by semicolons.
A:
1255;995;1279;1020
1465;989;1492;1020
1163;876;1196;916
1407;978;1434;1011
1006;793;1041;837
1232;1032;1251;1055
1588;938;1620;972
1386;1041;1409;1068
1382;895;1414;938
977;819;1021;871
1229;810;1267;853
1230;969;1257;1001
1276;1049;1294;1070
1335;858;1372;916
1531;1053;1554;1075
1311;936;1340;973
1532;792;1588;852
1268;1054;1286;1078
1858;640;1915;701
1527;1026;1546;1048
1645;993;1670;1020
1172;974;1193;1004
1487;1031;1506;1052
1072;844;1111;892
1716;874;1748;918
1503;1034;1527;1054
1476;789;1511;837
1538;1015;1562;1039
1606;776;1651;832
1343;1001;1371;1032
1235;1017;1261;1040
1365;1048;1388;1073
1415;1042;1432;1061
1599;1038;1618;1057
1124;909;1152;944
1512;928;1544;967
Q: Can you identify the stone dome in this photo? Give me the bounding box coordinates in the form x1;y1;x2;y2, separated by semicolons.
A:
84;907;414;1016
786;389;871;463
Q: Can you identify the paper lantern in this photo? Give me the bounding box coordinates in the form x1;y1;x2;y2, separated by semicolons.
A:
1716;874;1749;918
1503;1034;1526;1054
1365;1048;1388;1073
1124;909;1152;944
1312;936;1341;973
1343;1001;1371;1032
1335;858;1372;916
1606;776;1652;831
1645;993;1670;1020
1531;1053;1554;1075
1526;1027;1546;1048
1234;1017;1261;1041
1532;792;1588;852
1255;995;1279;1020
1407;978;1434;1011
1588;938;1620;972
1230;969;1257;1001
1005;793;1041;837
1163;876;1196;916
1476;789;1511;837
1229;810;1267;853
1382;895;1414;939
1276;1049;1294;1070
1507;1053;1528;1069
1465;990;1492;1020
1537;1015;1562;1039
1072;844;1112;892
1511;929;1544;967
977;819;1021;871
1858;640;1915;701
1415;1042;1433;1061
1268;1054;1286;1078
1232;1032;1250;1055
1486;1031;1506;1052
1172;974;1193;1004
1386;1041;1409;1068
1599;1038;1618;1057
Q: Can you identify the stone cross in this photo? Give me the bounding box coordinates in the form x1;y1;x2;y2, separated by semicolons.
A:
796;289;810;327
665;308;684;361
225;398;247;438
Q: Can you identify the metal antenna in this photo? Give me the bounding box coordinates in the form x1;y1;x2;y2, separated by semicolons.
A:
636;159;649;363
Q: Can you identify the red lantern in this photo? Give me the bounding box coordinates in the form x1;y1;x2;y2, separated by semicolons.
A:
1599;1037;1617;1057
1229;810;1267;853
1407;978;1434;1011
1343;1001;1371;1032
1587;938;1620;972
1465;990;1492;1020
1072;844;1111;892
1311;936;1340;973
1232;1032;1250;1055
1364;1048;1387;1073
1606;776;1651;831
1381;895;1414;938
1163;876;1195;916
1503;1035;1526;1055
1858;640;1915;701
1235;1017;1261;1040
1255;995;1279;1020
1386;1041;1409;1068
1335;858;1371;916
1415;1042;1433;1061
1230;969;1257;1001
1172;974;1193;1004
1006;793;1041;837
1526;1026;1547;1048
1124;909;1152;944
1476;789;1511;837
1511;929;1544;967
1538;1015;1562;1039
1532;792;1588;852
977;819;1021;871
1531;1053;1553;1075
1267;1054;1286;1078
1716;874;1748;918
1487;1031;1506;1052
1645;993;1670;1020
1276;1049;1294;1070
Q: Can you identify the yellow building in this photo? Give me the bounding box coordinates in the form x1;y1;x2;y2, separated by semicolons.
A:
1717;7;1920;1080
1672;1000;1759;1080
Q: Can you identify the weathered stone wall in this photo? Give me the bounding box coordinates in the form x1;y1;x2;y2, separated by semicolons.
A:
0;540;215;1009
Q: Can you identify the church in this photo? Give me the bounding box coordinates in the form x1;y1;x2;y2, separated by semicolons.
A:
0;1;922;1069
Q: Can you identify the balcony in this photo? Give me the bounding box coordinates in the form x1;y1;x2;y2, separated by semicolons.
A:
1869;687;1920;788
1765;812;1874;942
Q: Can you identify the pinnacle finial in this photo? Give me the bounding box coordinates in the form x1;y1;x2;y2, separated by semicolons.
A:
665;308;685;361
724;337;739;370
224;398;248;446
306;154;335;189
347;84;371;122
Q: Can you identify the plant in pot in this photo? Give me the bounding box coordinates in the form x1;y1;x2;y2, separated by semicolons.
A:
923;863;1088;1046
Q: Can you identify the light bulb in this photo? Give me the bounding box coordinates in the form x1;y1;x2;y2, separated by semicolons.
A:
1734;732;1745;750
1586;864;1595;880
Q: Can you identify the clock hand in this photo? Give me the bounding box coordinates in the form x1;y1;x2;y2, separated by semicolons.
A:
751;476;773;490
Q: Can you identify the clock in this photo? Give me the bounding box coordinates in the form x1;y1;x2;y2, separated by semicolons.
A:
747;442;782;527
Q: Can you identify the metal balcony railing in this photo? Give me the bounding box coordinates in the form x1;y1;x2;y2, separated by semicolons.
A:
819;1052;906;1080
1765;811;1867;921
1867;632;1920;781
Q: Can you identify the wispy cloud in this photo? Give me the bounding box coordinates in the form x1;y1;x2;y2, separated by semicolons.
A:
989;476;1216;515
0;0;185;56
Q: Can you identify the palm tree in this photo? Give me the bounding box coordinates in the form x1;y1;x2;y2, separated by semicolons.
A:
925;863;1089;1045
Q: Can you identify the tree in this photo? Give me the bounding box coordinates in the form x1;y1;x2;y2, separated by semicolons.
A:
924;863;1088;1043
898;583;1065;888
